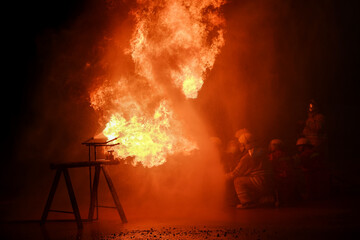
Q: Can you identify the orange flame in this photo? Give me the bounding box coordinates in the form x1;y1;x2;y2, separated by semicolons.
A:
90;0;226;167
102;100;195;167
129;0;226;98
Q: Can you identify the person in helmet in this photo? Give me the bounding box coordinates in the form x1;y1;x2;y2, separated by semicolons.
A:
293;137;330;200
268;139;297;206
302;100;327;150
222;130;253;207
226;132;275;208
234;128;251;154
295;137;323;171
235;128;251;139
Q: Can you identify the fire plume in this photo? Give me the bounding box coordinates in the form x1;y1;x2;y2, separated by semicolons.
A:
129;0;226;98
90;0;226;167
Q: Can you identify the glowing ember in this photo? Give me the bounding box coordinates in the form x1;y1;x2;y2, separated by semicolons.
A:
90;0;226;167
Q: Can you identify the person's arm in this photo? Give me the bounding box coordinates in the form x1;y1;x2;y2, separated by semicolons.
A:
226;154;249;179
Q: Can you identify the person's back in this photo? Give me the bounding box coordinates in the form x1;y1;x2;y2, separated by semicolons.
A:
303;113;326;147
302;100;327;151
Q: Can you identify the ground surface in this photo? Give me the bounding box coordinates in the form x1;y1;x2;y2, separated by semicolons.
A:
1;195;360;240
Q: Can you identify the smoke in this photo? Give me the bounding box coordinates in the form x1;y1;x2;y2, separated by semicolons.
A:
196;0;340;146
3;0;348;222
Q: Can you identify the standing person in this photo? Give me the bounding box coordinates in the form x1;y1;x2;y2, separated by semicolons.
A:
268;139;297;206
302;99;327;153
226;132;275;208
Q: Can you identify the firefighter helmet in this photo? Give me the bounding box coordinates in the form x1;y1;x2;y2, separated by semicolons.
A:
238;132;256;150
269;139;284;152
296;137;311;146
235;128;250;138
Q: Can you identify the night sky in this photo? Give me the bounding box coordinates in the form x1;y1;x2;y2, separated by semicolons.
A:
2;0;360;214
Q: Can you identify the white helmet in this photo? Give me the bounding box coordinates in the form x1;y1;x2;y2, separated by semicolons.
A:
235;128;250;138
238;132;256;150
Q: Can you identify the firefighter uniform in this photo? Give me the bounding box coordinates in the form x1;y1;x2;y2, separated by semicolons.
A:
227;132;274;208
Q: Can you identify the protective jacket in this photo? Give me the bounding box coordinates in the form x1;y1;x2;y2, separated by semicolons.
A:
303;113;326;147
229;148;274;205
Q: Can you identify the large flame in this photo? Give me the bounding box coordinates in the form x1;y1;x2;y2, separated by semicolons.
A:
102;100;195;167
90;0;226;167
130;0;226;98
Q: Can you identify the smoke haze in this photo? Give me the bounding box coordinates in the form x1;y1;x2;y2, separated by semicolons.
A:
2;0;359;222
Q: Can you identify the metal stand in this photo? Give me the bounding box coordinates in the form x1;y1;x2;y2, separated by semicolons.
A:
41;137;127;229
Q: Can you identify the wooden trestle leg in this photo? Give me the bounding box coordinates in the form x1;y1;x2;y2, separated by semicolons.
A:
102;165;128;223
88;166;100;220
40;168;83;229
41;159;126;229
41;169;62;224
63;168;83;229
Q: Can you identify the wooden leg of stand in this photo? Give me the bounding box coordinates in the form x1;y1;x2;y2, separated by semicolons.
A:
41;169;62;224
63;168;83;229
88;166;100;220
102;165;128;223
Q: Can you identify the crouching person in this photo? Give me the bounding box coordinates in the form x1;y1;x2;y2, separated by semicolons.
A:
226;132;275;208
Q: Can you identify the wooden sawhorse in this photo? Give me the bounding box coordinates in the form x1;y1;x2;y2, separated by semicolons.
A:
40;160;127;229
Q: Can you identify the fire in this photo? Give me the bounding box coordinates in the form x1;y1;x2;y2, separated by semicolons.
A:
102;100;195;167
129;0;226;98
90;0;226;167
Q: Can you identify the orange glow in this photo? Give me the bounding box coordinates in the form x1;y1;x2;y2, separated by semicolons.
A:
90;0;226;167
129;0;226;98
101;100;195;168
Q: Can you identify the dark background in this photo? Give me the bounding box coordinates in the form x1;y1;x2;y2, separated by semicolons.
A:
1;0;360;219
